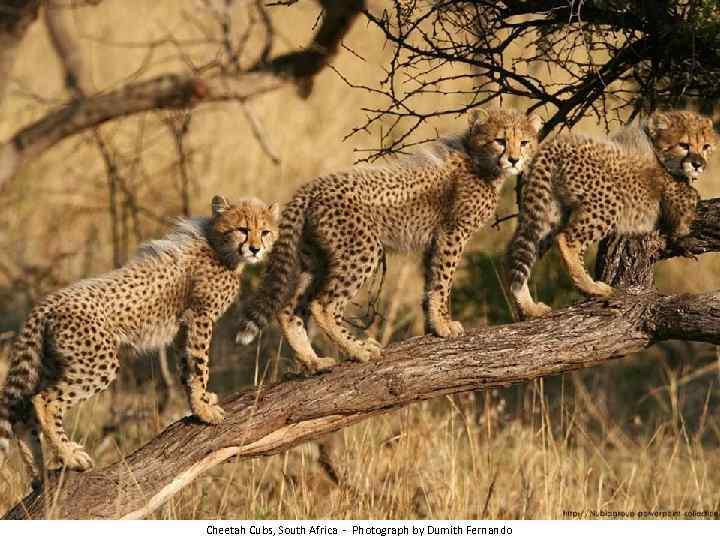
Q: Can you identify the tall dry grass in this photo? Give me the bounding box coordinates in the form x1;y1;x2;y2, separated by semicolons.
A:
1;0;720;519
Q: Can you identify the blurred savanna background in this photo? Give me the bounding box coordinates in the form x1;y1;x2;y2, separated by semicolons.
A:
1;0;720;519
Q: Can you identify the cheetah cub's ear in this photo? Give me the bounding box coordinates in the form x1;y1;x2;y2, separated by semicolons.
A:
268;202;281;221
468;108;489;129
212;195;231;216
528;114;543;134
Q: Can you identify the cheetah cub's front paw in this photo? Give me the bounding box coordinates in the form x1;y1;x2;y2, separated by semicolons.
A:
586;280;614;298
295;354;337;373
58;444;95;472
520;301;552;319
431;319;459;338
192;394;225;425
311;356;338;371
363;337;383;359
348;339;382;362
447;320;465;337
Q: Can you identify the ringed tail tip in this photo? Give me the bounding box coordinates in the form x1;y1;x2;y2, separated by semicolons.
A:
236;321;260;346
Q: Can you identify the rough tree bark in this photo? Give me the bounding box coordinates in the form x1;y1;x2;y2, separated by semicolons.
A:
4;197;720;519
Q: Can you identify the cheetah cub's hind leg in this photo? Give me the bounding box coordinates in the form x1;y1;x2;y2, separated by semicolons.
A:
31;327;120;471
277;271;336;372
32;397;93;472
556;208;614;298
513;229;565;318
308;235;385;363
505;191;561;319
511;282;552;319
310;300;382;362
556;234;613;297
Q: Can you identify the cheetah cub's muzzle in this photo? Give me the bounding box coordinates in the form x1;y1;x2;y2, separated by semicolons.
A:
682;153;706;181
494;135;534;176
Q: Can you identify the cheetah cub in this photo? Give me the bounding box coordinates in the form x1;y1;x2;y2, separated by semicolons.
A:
237;108;541;370
506;109;718;319
0;196;278;476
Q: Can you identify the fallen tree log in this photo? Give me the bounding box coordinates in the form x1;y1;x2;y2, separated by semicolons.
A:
4;196;720;519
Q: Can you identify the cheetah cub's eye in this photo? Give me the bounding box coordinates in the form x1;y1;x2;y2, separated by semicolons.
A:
520;140;530;147
261;230;271;238
236;227;249;235
678;143;690;151
494;138;506;146
703;143;712;151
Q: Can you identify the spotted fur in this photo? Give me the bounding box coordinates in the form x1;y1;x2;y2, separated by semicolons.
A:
237;108;541;370
0;196;278;477
506;109;718;318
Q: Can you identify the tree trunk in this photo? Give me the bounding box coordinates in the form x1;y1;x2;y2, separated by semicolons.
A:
596;198;720;288
4;199;720;520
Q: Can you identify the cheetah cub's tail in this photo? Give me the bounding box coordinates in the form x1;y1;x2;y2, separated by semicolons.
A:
0;312;44;467
505;154;555;299
237;192;311;345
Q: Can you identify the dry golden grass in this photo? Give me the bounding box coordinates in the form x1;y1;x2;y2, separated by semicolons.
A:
1;0;720;520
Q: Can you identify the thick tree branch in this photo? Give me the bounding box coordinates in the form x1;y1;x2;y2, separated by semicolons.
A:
260;0;363;78
597;198;720;288
4;197;720;520
0;0;366;189
0;73;282;188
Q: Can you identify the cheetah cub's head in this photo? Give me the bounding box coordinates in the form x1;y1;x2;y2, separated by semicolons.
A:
464;108;542;177
208;195;280;270
645;110;719;181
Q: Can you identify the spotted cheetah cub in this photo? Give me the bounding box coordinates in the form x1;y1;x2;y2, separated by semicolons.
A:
0;196;278;476
237;108;541;370
506;109;718;318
